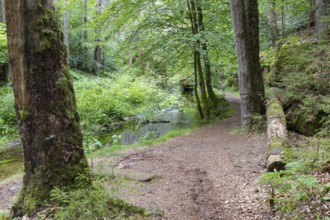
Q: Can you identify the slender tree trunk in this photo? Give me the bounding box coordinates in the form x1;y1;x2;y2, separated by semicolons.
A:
194;49;204;119
281;5;286;38
230;0;266;128
195;0;219;110
64;0;69;61
315;0;330;39
0;0;5;23
5;0;89;217
308;0;315;35
189;0;210;119
94;0;103;75
268;0;278;45
187;0;203;119
82;0;89;70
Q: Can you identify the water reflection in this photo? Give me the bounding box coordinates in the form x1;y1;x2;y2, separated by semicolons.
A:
99;108;200;146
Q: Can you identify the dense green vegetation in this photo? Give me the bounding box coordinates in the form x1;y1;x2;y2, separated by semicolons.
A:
0;69;187;150
0;0;329;219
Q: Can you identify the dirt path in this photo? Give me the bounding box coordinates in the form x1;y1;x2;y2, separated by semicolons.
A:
0;97;273;219
99;97;272;220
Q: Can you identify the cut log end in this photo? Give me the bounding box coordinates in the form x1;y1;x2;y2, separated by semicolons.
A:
267;154;286;172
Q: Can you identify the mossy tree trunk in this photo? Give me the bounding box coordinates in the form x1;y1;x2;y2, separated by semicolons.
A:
188;0;210;120
63;0;69;50
230;0;266;128
5;0;89;217
266;98;287;172
196;1;219;111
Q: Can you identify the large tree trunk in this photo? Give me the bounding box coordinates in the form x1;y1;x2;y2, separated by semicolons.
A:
230;0;266;128
315;0;330;39
5;0;89;217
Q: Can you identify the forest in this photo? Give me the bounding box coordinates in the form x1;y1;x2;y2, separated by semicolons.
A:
0;0;329;219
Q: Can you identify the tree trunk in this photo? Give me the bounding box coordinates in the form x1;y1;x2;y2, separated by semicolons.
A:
189;0;210;119
194;48;204;119
281;5;286;38
0;0;5;23
315;0;330;39
196;0;219;111
94;0;103;75
230;0;266;129
268;0;278;45
5;0;89;217
308;0;315;35
64;0;69;60
266;98;287;172
0;62;8;82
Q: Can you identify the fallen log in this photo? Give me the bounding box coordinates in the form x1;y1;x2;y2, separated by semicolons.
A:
266;98;288;172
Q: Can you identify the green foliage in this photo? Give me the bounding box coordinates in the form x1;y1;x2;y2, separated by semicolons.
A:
259;161;330;219
40;178;147;220
259;0;310;46
0;210;9;220
72;69;183;151
0;86;18;146
264;35;330;136
260;136;330;219
74;70;182;127
0;23;7;63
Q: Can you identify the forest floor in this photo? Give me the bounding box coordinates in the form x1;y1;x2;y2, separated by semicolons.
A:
0;95;276;219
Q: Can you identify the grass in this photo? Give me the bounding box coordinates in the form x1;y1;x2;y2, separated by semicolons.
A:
0;210;9;220
0;159;23;181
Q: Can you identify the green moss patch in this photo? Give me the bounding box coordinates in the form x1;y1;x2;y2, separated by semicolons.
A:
265;36;330;136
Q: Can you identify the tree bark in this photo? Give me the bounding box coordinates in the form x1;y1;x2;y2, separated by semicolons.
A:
315;0;330;39
230;0;266;129
93;0;104;75
281;4;286;38
5;0;89;217
196;0;219;111
268;0;278;45
0;0;5;23
63;0;69;49
187;0;204;119
266;98;287;172
189;0;210;119
308;0;315;35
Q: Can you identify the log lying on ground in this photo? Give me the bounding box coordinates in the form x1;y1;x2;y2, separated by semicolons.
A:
266;98;289;172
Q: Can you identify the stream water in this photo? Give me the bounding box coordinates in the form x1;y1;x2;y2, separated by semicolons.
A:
98;108;200;146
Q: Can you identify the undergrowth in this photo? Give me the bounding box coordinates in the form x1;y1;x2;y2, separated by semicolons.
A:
259;137;330;219
36;174;149;220
263;35;330;136
0;69;184;151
